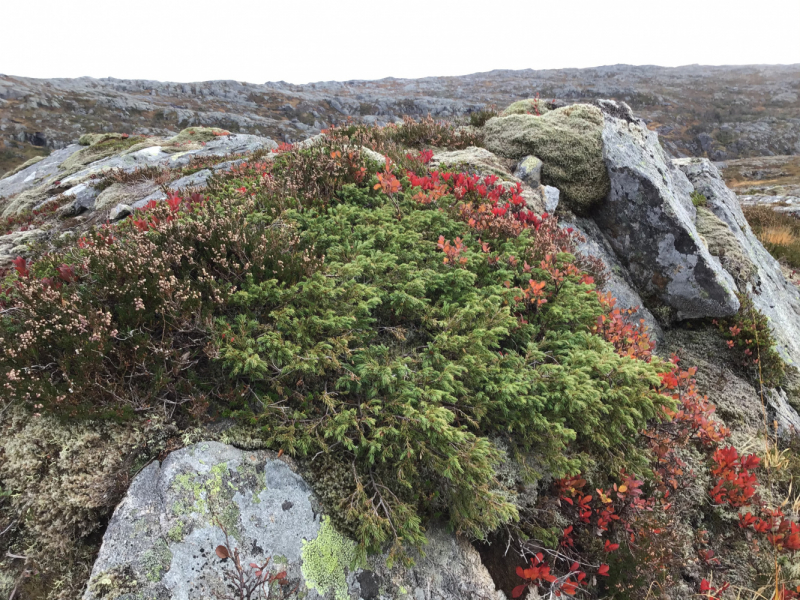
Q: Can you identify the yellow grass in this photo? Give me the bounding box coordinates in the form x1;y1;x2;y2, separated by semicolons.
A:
760;227;797;247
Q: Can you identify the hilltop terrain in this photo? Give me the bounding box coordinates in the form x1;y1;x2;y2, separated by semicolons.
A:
2;63;799;174
2;98;800;600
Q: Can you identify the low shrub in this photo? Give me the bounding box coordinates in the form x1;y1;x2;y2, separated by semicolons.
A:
0;134;667;566
713;292;786;387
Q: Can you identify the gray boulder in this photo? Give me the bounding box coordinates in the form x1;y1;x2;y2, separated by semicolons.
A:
592;101;740;320
564;217;664;345
513;155;543;188
674;157;800;364
543;186;560;213
83;442;503;600
58;181;101;216
109;204;133;221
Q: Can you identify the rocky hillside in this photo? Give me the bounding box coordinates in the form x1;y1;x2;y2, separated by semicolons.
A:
2;63;799;174
2;100;800;600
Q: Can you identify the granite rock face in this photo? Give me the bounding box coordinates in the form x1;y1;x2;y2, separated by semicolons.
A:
674;157;800;364
0;132;277;218
83;442;503;600
564;217;664;345
591;101;740;320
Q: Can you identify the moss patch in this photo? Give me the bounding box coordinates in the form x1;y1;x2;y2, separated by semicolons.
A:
695;206;757;286
501;98;552;117
86;565;139;599
483;104;608;212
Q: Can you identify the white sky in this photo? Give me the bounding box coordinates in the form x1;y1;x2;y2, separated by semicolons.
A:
1;0;799;85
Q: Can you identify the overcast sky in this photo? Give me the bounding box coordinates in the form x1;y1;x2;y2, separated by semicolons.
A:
1;0;799;84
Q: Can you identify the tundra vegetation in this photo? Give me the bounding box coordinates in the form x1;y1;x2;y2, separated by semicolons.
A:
0;113;797;600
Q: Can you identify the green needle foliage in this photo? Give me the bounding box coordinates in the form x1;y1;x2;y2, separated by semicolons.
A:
0;130;668;563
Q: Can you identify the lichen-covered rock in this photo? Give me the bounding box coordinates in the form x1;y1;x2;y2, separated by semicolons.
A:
58;181;101;216
674;157;800;364
0;228;44;264
84;442;504;600
483;104;609;213
0;133;277;218
592;100;740;320
513;155;543;188
60;135;147;174
0;145;81;206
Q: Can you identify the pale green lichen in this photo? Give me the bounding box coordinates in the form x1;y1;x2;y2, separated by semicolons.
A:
167;520;186;542
141;539;172;582
236;459;267;504
301;516;361;600
167;127;230;145
170;462;241;536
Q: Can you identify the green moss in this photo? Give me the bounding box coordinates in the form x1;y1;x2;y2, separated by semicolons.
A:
141;539;172;582
301;516;362;600
167;127;230;145
86;565;139;599
483;104;608;213
695;206;756;285
501;98;552;117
